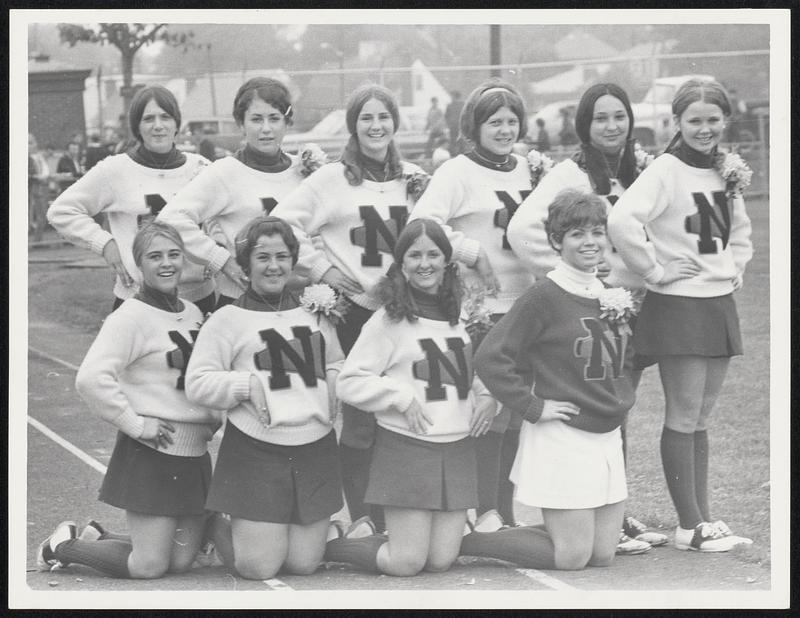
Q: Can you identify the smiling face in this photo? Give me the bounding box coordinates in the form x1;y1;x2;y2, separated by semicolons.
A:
139;235;184;294
249;234;293;296
551;224;608;273
139;99;178;154
356;98;396;161
241;97;288;156
589;95;630;155
401;234;447;294
478;105;520;156
676;100;726;155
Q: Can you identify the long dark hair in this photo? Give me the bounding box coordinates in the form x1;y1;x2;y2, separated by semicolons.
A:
341;83;404;186
572;83;637;195
377;219;462;325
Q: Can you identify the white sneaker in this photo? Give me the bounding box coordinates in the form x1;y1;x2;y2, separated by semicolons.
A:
615;532;652;555
710;520;753;546
675;522;751;552
36;521;77;571
623;516;668;547
345;515;376;539
473;509;504;533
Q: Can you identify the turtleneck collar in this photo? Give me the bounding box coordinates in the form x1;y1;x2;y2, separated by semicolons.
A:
233;286;300;312
409;285;447;321
235;144;292;173
546;259;604;299
667;136;717;169
135;284;184;312
466;144;517;172
358;151;394;182
128;144;186;170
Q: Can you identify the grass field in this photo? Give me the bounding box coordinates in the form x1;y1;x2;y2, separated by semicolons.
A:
27;195;772;570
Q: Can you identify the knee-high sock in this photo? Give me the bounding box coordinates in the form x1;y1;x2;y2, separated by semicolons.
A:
694;430;711;522
475;431;503;516
339;444;372;521
54;539;132;578
460;527;556;569
497;430;519;526
660;427;702;529
324;534;386;572
99;531;130;542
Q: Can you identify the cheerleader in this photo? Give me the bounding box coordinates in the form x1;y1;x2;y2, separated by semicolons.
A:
47;86;214;314
507;83;667;553
272;83;426;533
327;219;496;576
408;79;534;529
608;79;754;552
472;190;633;570
185;216;344;580
158;77;307;308
37;222;221;578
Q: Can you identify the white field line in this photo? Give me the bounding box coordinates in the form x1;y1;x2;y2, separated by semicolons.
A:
516;568;578;591
28;346;297;591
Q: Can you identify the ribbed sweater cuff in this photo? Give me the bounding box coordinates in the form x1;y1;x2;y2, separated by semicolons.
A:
87;229;114;255
521;396;544;424
310;260;335;284
152;421;214;457
115;411;145;439
643;263;665;285
455;239;481;268
207;246;232;274
233;373;252;401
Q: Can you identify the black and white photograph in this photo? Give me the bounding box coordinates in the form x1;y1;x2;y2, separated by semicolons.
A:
9;7;790;610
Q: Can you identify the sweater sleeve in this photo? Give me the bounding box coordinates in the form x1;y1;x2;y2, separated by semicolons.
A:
607;161;671;284
728;194;754;275
157;164;234;274
271;177;333;282
320;317;345;374
336;316;416;415
474;290;543;422
507;161;579;279
74;308;146;438
46;158;116;255
184;310;253;410
410;160;481;267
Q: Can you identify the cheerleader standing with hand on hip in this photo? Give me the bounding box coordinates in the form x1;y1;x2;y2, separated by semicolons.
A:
37;221;221;578
471;190;634;570
327;219;496;576
159;77;309;308
409;79;535;530
608;78;754;552
272;84;427;533
47;86;214;314
185;216;344;580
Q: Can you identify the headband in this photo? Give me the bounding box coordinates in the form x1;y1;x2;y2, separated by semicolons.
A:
480;86;513;99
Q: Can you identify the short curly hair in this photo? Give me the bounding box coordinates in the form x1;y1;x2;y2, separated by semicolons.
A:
459;79;528;149
234;215;300;274
544;189;607;251
232;77;294;127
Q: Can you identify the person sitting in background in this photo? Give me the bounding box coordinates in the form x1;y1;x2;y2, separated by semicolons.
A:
56;141;84;193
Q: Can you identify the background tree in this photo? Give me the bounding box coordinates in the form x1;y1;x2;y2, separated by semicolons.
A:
57;23;193;136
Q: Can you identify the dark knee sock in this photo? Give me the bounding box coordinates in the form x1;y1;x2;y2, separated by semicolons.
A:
660;427;702;529
475;431;503;516
694;430;711;522
324;534;386;572
54;539;132;578
339;444;372;521
497;430;519;525
460;527;556;569
99;531;131;542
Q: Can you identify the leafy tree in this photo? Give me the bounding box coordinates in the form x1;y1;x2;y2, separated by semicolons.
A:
57;23;193;134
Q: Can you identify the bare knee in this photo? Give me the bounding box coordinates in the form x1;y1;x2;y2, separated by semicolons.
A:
553;546;592;571
129;554;170;579
234;556;279;581
424;556;456;573
168;553;196;574
385;552;427;577
587;552;614;568
283;557;320;576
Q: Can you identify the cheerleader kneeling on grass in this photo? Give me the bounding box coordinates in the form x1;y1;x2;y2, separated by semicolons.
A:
468;189;634;570
37;221;222;578
326;219;497;576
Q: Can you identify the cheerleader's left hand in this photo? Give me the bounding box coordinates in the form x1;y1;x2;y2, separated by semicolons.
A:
731;273;743;291
469;394;497;437
473;247;501;295
596;259;611;280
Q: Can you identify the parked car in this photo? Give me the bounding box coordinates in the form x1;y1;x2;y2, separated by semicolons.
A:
176;117;242;160
282;106;430;160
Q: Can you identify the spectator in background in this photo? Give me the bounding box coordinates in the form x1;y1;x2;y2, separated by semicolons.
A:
559;106;579;147
425;97;447;158
28;133;50;241
198;128;217;162
444;90;465;156
84;133;110;172
534;117;551;152
56;141;85;193
431;135;451;170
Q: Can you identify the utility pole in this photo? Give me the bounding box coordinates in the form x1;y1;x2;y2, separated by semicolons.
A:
490;25;501;77
206;44;218;117
97;65;104;130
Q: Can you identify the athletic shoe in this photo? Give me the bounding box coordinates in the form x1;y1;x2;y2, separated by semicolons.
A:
345;516;376;539
615;532;652;555
709;520;753;546
674;522;751;552
36;521;77;571
623;516;669;547
473;509;505;533
193;541;219;568
78;520;105;542
327;520;346;543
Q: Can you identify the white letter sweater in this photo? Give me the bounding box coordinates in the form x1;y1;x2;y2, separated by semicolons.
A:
607;153;753;297
47;152;212;302
507;158;651;291
157;155;304;300
271;160;425;311
337;309;485;443
74;299;221;457
409;154;535;314
185;305;344;446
